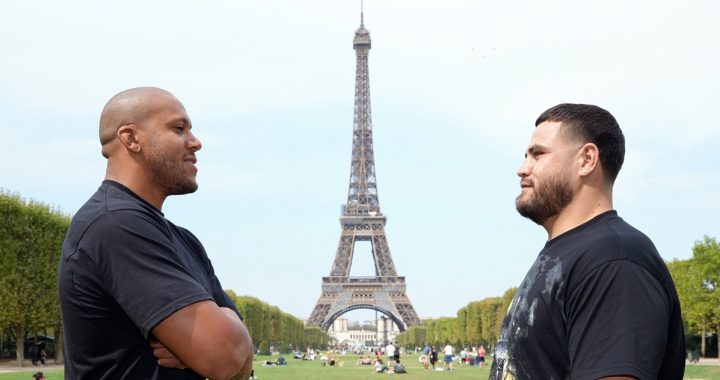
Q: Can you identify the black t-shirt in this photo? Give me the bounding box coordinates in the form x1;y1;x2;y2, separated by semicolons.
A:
489;211;685;380
59;181;239;380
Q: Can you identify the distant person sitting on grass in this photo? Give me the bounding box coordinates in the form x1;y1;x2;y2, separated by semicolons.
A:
358;355;373;365
393;360;407;374
374;357;386;373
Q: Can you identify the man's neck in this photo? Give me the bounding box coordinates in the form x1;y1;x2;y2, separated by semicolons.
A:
544;193;613;240
105;173;166;210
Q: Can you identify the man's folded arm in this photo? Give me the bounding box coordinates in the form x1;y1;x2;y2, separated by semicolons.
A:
152;300;254;380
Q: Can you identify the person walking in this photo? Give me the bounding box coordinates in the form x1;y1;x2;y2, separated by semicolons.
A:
477;345;486;367
393;342;400;366
443;343;454;371
420;344;430;371
385;341;396;367
430;346;438;371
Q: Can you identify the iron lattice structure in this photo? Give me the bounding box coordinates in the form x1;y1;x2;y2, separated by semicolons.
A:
307;14;421;333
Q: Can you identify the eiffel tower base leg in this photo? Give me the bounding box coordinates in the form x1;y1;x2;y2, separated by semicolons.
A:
307;277;421;331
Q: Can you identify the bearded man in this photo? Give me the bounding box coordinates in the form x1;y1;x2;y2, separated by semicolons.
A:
59;87;253;379
489;104;685;380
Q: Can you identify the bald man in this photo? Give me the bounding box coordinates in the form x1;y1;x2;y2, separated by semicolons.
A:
59;87;254;380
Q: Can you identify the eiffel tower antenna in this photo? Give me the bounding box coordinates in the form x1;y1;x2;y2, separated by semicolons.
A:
361;0;364;27
307;9;421;335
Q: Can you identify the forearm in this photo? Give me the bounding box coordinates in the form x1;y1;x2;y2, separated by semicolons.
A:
219;308;254;379
152;301;254;380
202;308;254;379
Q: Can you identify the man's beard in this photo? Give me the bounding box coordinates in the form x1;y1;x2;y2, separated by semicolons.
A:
146;145;198;196
515;172;573;226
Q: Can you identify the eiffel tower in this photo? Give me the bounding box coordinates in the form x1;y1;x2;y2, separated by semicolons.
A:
307;11;421;332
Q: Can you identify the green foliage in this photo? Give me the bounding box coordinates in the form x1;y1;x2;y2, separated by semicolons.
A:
0;191;70;363
692;236;720;327
397;287;516;348
397;325;426;347
455;307;467;344
227;293;328;354
669;236;720;355
303;327;330;350
669;237;720;330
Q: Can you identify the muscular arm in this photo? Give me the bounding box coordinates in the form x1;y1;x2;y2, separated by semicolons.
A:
152;301;253;380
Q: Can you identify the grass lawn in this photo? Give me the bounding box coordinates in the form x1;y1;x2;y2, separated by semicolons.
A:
0;355;718;379
251;354;490;380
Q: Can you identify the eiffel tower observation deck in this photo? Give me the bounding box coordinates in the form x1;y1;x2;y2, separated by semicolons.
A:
307;10;421;333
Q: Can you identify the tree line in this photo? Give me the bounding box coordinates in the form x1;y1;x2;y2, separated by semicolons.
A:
396;287;516;349
226;291;330;354
0;191;69;366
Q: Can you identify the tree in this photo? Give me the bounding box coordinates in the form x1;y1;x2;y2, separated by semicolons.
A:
0;192;69;366
455;307;467;345
668;258;707;354
692;236;720;359
464;301;481;345
669;236;720;359
304;327;330;349
226;292;327;353
396;287;517;349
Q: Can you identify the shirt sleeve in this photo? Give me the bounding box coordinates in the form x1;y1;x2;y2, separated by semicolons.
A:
565;259;671;380
87;211;214;338
177;227;242;318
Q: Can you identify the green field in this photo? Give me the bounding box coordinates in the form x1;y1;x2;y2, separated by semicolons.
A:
1;355;719;379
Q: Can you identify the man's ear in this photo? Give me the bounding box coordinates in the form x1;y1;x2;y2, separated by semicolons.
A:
117;124;141;153
578;143;599;177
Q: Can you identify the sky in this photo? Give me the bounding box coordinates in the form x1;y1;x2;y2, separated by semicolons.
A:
1;0;719;323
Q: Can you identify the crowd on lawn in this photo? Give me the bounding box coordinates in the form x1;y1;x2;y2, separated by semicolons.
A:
281;342;488;374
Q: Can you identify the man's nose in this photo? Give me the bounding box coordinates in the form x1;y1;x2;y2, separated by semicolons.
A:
517;158;530;178
188;131;202;151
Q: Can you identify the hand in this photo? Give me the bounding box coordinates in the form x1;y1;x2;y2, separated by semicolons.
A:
150;340;187;369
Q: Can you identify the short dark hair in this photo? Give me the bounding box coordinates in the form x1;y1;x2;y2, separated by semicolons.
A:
536;103;625;182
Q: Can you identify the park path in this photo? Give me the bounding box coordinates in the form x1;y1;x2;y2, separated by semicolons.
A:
0;359;62;373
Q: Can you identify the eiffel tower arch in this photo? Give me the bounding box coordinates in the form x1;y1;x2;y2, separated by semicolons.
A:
307;11;421;333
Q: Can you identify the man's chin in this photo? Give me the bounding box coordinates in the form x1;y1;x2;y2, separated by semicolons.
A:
515;196;530;213
169;181;198;196
516;203;545;226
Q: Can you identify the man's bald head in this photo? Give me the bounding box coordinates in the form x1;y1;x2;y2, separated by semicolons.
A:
99;87;176;158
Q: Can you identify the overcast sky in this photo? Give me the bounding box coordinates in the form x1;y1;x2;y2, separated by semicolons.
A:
2;0;718;322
